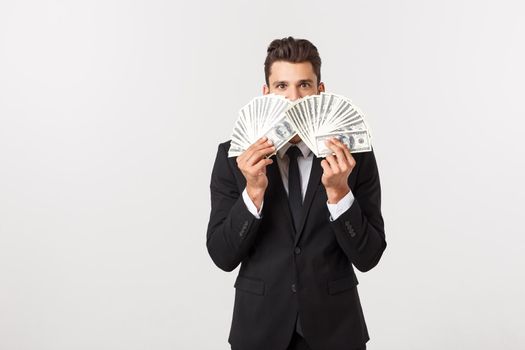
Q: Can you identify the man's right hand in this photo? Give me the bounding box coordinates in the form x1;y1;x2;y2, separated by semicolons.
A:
236;137;275;211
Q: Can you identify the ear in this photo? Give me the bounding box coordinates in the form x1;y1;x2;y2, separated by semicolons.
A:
318;82;326;93
262;84;270;95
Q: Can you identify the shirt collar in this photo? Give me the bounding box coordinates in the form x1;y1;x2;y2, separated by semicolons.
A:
277;140;312;159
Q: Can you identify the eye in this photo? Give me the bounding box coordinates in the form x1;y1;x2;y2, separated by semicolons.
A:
300;82;311;88
276;83;286;89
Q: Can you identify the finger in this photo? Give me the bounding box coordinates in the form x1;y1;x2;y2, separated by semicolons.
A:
253;136;269;146
252;157;273;175
343;146;356;168
331;138;350;154
320;159;333;177
326;139;347;170
243;138;274;161
247;137;272;152
333;138;356;168
331;138;357;170
239;137;269;159
325;154;340;174
246;145;276;166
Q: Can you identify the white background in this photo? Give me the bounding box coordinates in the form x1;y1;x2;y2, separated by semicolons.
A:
1;1;524;349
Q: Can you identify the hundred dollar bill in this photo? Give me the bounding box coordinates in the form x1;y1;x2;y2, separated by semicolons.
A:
315;130;371;157
262;117;296;152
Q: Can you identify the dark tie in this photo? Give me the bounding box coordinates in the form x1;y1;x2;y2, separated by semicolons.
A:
286;146;303;234
287;146;305;337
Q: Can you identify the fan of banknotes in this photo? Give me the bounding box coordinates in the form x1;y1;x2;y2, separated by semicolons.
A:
228;94;294;157
228;92;372;157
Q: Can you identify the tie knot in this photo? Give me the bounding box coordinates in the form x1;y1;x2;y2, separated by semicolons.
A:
286;146;301;161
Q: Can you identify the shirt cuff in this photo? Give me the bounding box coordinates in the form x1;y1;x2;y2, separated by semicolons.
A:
327;190;355;221
242;188;263;219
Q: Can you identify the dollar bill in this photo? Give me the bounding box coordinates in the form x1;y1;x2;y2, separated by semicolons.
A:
315;130;371;157
262;117;296;151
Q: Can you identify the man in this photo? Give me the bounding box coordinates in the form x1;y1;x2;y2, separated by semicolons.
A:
207;37;386;350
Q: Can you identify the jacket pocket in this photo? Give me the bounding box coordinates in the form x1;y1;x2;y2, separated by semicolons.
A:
234;276;265;296
328;273;359;295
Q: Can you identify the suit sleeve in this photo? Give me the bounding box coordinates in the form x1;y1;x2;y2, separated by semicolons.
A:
206;143;263;272
330;148;387;272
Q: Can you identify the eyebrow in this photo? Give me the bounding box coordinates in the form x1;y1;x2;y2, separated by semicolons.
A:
272;79;314;87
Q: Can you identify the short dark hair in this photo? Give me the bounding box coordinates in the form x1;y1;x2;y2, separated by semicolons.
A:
264;37;322;87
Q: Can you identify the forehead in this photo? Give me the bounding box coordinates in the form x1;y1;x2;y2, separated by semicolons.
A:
268;61;316;83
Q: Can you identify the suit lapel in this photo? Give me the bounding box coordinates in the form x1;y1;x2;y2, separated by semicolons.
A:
294;156;323;244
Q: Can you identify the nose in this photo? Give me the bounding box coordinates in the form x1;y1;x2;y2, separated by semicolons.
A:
287;87;300;101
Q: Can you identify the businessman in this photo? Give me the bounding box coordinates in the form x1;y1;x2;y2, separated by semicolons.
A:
207;37;386;350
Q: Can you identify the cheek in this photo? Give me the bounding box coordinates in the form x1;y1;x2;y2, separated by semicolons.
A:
299;91;311;98
270;89;287;97
301;87;317;97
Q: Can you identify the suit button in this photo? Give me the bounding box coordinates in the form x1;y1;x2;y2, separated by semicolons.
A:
294;247;301;255
239;221;249;238
291;283;297;293
345;221;356;237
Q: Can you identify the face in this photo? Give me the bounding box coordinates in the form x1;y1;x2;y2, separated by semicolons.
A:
263;61;325;143
263;61;325;101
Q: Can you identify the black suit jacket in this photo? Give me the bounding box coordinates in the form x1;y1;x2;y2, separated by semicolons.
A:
207;141;386;350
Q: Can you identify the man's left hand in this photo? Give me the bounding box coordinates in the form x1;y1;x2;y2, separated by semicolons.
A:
320;138;356;204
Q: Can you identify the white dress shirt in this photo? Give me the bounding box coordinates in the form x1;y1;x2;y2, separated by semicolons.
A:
242;140;354;221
